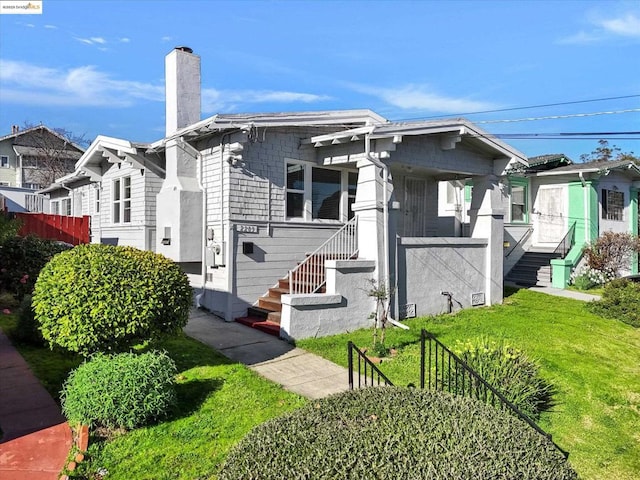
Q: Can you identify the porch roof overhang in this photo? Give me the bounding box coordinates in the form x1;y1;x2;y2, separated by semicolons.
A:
301;118;528;172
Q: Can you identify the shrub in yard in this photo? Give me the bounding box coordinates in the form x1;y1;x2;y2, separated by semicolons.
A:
33;244;193;355
61;351;177;429
0;235;70;299
582;231;640;278
221;387;576;480
13;295;45;346
448;337;553;420
589;278;640;328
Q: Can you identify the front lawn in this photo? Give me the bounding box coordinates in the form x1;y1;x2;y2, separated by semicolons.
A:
0;316;306;479
297;289;640;480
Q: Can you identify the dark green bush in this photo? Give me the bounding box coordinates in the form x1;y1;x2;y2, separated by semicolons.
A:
589;278;640;327
33;244;193;355
0;235;70;299
13;295;45;346
448;337;553;419
61;351;177;429
221;387;576;480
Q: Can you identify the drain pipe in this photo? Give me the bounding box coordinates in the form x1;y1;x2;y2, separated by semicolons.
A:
364;135;408;330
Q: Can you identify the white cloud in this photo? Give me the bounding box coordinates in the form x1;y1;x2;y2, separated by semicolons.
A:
559;10;640;44
0;60;327;112
557;30;602;45
119;37;130;43
44;25;57;29
161;36;172;42
0;60;164;107
75;37;95;45
598;13;640;37
90;37;107;44
351;84;496;113
202;88;330;113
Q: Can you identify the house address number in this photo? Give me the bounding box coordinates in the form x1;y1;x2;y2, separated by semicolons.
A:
237;224;259;234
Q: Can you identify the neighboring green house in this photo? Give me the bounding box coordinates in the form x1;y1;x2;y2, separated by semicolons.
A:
504;156;640;287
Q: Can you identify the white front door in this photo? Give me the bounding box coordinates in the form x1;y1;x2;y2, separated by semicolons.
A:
535;186;566;244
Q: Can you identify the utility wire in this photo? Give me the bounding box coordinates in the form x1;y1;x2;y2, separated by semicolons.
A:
476;108;640;124
403;94;640;120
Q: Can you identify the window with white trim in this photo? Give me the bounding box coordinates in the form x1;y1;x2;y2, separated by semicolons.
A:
51;201;60;215
1;156;9;168
61;198;71;216
285;160;357;221
95;188;100;213
23;183;40;190
113;176;131;223
602;189;623;221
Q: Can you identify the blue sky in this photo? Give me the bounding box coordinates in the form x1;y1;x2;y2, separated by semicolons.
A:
0;0;639;161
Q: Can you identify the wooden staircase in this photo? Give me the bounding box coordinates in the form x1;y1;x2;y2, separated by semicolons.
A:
235;257;328;337
235;218;358;337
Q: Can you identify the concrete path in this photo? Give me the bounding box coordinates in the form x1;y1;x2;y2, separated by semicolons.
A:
184;308;350;399
0;330;72;480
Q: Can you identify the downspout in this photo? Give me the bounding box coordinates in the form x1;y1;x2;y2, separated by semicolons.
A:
579;172;590;244
364;134;408;331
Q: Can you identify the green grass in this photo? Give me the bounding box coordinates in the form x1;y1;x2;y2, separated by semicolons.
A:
0;316;306;479
297;289;640;480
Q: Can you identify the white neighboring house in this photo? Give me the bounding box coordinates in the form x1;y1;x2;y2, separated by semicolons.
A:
51;47;529;340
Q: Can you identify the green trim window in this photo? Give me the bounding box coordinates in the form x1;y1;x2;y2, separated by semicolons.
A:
510;182;528;223
602;189;624;221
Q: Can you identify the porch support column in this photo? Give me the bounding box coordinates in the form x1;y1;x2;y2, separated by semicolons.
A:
469;175;505;306
351;158;387;285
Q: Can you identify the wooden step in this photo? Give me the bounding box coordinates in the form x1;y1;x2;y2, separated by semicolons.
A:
235;316;280;336
258;296;282;312
268;287;290;299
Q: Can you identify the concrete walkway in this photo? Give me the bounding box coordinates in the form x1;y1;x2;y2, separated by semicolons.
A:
0;330;72;480
184;308;350;399
504;282;601;302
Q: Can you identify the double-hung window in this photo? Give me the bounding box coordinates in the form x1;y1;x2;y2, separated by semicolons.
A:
285;160;357;221
602;189;623;221
113;176;131;223
510;183;528;223
0;156;9;168
61;198;71;216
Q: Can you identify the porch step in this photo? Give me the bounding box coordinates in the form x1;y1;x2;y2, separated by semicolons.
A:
247;306;282;324
235;316;281;337
505;251;559;287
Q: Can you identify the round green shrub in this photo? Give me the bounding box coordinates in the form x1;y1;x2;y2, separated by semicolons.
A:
221;387;576;480
449;337;553;419
33;244;193;355
589;278;640;328
13;295;45;346
61;350;177;429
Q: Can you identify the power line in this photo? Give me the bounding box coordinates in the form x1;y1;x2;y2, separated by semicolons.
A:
476;108;640;124
402;94;640;121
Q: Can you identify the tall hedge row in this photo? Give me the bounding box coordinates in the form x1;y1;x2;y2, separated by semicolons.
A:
33;244;192;355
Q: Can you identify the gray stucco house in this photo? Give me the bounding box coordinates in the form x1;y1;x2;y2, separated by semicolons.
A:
46;47;529;340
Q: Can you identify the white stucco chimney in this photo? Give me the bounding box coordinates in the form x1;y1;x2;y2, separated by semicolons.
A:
165;46;201;136
157;47;203;262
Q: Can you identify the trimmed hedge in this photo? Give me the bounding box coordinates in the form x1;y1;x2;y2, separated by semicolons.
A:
33;244;193;355
220;387;576;480
61;351;177;429
589;278;640;327
13;295;45;346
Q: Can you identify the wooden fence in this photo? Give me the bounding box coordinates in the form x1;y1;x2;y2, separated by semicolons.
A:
14;213;90;245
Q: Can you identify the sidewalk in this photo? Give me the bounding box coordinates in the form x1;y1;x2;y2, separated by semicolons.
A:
0;330;72;480
184;308;350;399
505;281;602;302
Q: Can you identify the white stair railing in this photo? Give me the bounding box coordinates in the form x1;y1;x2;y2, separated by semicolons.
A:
288;216;358;294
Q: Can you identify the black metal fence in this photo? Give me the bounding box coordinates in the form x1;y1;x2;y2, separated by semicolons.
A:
420;329;568;458
347;341;393;389
347;333;567;458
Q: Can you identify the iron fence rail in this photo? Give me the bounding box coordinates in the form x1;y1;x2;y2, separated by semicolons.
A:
347;341;393;390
